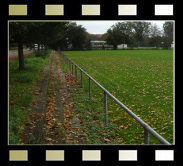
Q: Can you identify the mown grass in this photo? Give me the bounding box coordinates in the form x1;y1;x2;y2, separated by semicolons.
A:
61;50;174;144
9;50;51;144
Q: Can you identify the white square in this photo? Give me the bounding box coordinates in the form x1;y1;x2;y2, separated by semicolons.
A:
119;150;137;161
45;5;64;15
118;5;137;15
82;5;100;15
82;150;101;161
46;150;64;161
155;150;174;161
155;5;173;15
9;150;28;161
9;5;28;16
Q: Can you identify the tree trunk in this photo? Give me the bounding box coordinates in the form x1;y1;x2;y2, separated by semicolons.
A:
41;44;44;52
113;45;117;50
36;43;41;57
33;44;35;51
18;43;24;70
29;44;32;50
45;45;48;51
38;43;40;52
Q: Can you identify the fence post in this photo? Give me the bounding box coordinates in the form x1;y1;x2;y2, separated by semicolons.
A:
89;77;92;101
144;127;149;144
69;61;71;71
72;63;74;74
75;65;77;79
80;70;83;88
104;91;108;125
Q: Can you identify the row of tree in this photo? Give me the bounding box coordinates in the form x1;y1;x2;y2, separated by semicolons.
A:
9;21;173;70
9;22;90;69
104;22;173;49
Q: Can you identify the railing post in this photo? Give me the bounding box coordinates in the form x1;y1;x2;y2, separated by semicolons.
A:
144;127;149;144
72;63;74;74
104;91;108;125
89;77;92;101
80;70;83;88
75;65;77;79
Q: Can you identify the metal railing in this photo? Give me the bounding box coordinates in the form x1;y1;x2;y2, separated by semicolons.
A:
60;52;171;145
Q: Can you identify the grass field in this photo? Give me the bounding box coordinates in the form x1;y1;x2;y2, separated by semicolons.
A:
62;50;174;144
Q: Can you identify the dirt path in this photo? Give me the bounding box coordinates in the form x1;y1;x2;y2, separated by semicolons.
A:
23;51;86;144
59;66;86;144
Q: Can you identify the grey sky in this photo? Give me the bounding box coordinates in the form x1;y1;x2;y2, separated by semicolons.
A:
76;21;165;34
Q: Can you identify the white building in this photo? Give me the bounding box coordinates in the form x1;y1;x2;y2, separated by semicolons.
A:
90;40;113;49
117;44;128;49
171;41;174;48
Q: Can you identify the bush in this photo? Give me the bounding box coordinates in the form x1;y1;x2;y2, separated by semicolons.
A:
34;49;50;59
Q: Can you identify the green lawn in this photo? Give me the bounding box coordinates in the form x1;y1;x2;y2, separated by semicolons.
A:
9;51;50;144
62;50;174;144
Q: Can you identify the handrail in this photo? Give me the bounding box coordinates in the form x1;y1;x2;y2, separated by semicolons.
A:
60;52;171;145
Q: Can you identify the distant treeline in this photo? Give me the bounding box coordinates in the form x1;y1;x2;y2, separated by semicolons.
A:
10;21;173;51
103;22;173;50
9;21;173;69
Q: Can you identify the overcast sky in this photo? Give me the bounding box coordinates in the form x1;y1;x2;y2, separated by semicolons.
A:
75;21;165;34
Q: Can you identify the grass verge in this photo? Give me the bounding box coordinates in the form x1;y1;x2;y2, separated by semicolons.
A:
9;50;51;144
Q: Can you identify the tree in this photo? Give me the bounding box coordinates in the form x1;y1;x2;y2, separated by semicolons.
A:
148;24;162;48
105;28;121;49
162;22;173;49
105;23;125;49
9;22;31;70
105;22;134;49
9;22;68;68
66;22;88;50
84;32;92;50
131;22;151;47
28;22;68;54
117;22;134;48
